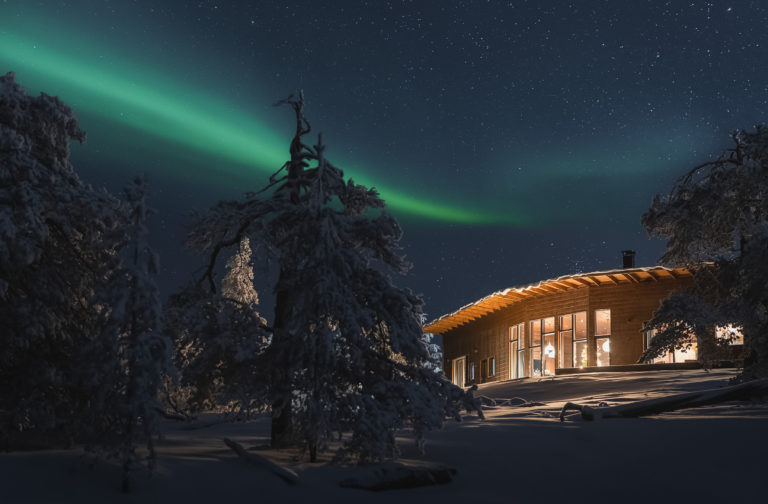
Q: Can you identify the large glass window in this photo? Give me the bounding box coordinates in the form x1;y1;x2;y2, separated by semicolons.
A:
530;319;542;377
595;309;611;336
530;317;555;376
509;325;519;379
716;325;744;345
542;317;556;376
595;309;611;367
517;323;526;377
574;311;588;368
489;357;496;377
645;329;698;363
559;314;573;368
560;312;587;368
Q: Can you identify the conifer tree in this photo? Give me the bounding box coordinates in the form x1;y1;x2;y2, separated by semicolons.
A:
188;93;465;461
642;127;768;378
165;237;268;415
221;236;260;307
82;175;172;492
0;72;124;446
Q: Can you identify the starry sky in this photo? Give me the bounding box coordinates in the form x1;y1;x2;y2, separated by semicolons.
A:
2;0;767;320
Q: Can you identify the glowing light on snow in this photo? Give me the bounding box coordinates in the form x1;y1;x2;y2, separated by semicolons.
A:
0;30;524;226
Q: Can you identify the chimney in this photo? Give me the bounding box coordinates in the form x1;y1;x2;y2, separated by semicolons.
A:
622;250;636;269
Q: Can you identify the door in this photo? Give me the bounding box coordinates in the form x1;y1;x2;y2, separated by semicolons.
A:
452;356;466;387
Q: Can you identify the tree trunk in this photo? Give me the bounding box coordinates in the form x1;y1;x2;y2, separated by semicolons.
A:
270;270;293;448
270;395;293;448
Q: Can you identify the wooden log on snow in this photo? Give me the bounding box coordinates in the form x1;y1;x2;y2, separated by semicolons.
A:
339;461;456;491
223;438;299;486
559;377;768;422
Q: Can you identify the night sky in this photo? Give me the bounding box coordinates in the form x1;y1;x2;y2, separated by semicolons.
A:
2;1;767;320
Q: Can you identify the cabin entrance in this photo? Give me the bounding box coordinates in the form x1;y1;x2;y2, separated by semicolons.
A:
452;356;467;387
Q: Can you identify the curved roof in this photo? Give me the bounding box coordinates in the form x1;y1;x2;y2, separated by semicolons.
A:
423;266;692;334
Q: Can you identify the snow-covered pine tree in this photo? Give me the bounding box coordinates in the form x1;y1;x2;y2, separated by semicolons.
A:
421;333;443;374
0;72;124;446
221;236;260;307
164;238;268;416
641;126;768;378
187;93;466;462
82;175;172;492
420;314;443;374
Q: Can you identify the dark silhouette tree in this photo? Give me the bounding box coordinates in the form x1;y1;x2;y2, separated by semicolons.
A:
187;93;465;461
0;72;124;447
641;126;768;378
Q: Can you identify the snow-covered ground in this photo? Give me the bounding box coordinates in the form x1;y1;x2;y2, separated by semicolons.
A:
2;368;765;503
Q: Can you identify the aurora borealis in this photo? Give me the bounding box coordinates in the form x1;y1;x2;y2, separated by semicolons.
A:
0;26;506;225
3;1;768;316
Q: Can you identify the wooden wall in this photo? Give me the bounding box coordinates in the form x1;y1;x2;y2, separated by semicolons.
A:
443;277;692;385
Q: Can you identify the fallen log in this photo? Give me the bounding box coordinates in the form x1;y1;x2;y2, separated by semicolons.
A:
477;396;544;407
339;461;456;491
223;438;299;485
154;406;195;422
559;377;768;422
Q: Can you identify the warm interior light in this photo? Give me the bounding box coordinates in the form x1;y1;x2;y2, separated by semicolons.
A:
602;339;610;352
544;343;555;358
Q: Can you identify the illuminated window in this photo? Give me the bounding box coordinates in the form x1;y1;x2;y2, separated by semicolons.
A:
559;314;573;368
644;329;671;364
530;317;555;376
509;325;520;379
470;363;476;381
573;311;588;368
716;325;744;345
517;323;526;377
530;319;541;377
595;309;610;367
644;329;698;363
595;309;611;336
489;356;496;376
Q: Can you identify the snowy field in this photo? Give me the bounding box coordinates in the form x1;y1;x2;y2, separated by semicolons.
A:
2;368;765;503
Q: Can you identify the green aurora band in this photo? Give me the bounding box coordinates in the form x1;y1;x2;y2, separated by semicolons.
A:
0;30;523;226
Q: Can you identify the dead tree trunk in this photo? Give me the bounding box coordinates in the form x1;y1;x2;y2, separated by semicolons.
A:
559;378;768;422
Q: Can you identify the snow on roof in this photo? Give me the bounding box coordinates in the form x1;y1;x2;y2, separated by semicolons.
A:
423;265;693;334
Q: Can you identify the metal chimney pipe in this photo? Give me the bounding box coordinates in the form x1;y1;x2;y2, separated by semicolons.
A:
622;250;636;269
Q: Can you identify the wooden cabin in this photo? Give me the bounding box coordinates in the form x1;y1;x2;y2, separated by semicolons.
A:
424;264;702;386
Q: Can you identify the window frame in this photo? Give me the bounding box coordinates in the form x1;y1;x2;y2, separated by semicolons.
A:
594;309;611;367
530;316;556;376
